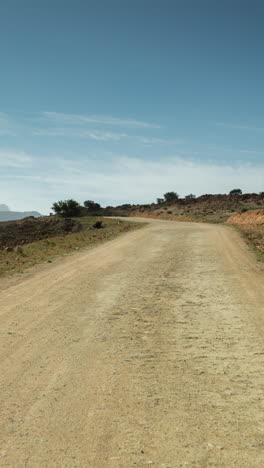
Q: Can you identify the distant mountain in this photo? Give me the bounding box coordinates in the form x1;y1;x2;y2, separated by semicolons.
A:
0;204;10;211
0;211;42;222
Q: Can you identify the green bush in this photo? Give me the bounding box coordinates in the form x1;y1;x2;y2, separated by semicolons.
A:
163;192;179;202
52;199;82;217
157;198;164;205
84;200;101;211
93;221;103;229
230;189;242;195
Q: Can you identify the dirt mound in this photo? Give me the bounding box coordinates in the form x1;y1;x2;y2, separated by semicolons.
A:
226;210;264;225
0;216;82;249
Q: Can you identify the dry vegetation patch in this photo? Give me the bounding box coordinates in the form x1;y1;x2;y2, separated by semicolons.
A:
0;216;80;249
0;217;143;277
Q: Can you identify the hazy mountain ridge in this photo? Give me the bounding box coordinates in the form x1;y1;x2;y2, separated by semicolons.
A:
0;211;42;222
0;204;10;212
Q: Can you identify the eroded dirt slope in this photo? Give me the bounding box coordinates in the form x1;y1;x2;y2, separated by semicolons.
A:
0;218;264;467
226;210;264;255
226;209;264;225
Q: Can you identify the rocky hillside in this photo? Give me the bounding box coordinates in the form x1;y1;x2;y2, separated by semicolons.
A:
125;193;264;223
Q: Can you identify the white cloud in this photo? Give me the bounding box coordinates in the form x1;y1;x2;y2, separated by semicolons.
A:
42;111;161;129
1;154;263;213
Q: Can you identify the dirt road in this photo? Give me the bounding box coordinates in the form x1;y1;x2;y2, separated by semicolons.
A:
1;219;264;467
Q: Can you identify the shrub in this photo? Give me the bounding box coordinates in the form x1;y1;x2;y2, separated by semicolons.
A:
93;221;103;229
157;198;164;205
52;199;82;217
84;200;101;211
163;192;179;202
230;189;242;195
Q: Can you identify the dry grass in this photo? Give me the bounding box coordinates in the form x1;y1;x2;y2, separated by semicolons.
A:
0;217;143;277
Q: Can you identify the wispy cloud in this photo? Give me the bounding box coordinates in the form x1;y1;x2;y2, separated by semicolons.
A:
32;128;128;141
140;136;184;145
0;110;184;148
215;122;264;132
32;127;183;145
42;111;161;129
0;111;171;143
208;145;264;155
0;150;34;168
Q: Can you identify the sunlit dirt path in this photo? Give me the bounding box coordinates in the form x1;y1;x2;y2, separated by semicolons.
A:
0;218;264;467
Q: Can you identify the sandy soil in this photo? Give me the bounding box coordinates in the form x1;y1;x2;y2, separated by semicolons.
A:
0;218;264;467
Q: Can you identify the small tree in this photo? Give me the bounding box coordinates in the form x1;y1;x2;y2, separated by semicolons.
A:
52;199;82;217
163;192;179;203
156;198;164;205
185;194;196;199
229;189;242;195
84;200;101;211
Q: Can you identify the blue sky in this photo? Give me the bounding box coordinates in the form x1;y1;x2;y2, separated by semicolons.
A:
0;0;263;213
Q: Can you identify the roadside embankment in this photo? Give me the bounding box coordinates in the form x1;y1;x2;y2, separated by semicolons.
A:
226;209;264;225
226;210;264;258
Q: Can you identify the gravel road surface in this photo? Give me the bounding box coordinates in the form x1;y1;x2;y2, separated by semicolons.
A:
1;218;264;467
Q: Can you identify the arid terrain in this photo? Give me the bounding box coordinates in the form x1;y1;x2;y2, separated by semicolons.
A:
0;218;264;467
0;216;141;277
118;193;264;223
